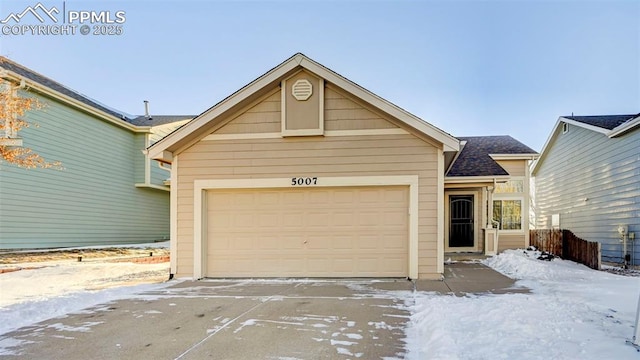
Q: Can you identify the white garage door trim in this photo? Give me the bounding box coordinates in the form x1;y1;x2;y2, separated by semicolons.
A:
193;175;419;279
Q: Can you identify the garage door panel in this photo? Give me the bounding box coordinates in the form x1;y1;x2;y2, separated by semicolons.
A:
307;212;330;227
332;212;355;227
360;211;385;226
333;190;354;203
332;235;354;249
257;192;279;205
282;191;305;204
383;211;407;226
206;186;408;277
383;234;407;249
359;189;382;203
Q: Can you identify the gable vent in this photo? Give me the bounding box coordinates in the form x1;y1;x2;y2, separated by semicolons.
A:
292;79;313;101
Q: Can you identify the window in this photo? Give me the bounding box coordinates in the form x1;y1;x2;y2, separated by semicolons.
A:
495;180;524;193
562;122;569;134
492;177;524;231
493;200;522;230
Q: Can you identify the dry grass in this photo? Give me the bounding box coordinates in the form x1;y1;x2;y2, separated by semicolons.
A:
0;247;170;265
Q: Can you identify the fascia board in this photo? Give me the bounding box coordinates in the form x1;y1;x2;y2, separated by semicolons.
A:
444;175;510;184
608;116;640;138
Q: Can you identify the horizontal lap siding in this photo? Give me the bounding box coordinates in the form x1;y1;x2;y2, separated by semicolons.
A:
535;126;640;263
215;88;399;136
176;134;439;278
0;94;170;248
496;160;526;176
324;87;397;130
216;92;280;134
498;235;526;252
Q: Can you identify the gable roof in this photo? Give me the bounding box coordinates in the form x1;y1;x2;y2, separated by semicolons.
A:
0;57;190;130
147;53;460;163
532;113;640;174
563;114;638;131
446;136;538;178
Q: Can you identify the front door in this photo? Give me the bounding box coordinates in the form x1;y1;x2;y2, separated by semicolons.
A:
449;195;474;248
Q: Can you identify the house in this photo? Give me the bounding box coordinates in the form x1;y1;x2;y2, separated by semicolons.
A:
0;57;192;249
532;113;640;265
148;53;538;279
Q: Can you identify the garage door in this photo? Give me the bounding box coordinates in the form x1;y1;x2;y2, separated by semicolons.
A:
205;186;408;277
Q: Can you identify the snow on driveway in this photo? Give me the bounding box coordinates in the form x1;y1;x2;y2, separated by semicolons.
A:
2;247;640;359
0;249;173;337
405;249;640;359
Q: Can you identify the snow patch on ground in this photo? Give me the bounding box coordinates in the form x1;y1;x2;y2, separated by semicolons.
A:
0;282;173;337
0;261;169;307
405;249;640;359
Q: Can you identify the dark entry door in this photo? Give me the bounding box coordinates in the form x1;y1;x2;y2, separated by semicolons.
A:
449;195;474;247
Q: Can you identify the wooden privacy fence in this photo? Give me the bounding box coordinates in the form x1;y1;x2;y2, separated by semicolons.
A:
529;229;601;270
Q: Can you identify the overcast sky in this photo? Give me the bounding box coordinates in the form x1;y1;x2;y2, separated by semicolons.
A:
1;0;638;151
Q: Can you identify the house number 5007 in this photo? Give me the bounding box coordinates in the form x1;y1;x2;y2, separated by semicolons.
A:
291;177;318;186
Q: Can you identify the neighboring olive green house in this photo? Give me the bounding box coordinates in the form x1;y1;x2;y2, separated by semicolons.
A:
0;57;191;249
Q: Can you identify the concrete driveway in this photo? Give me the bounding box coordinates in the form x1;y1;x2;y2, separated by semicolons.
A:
1;263;525;359
2;279;413;359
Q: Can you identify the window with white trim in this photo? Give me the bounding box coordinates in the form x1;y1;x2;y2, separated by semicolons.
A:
492;178;525;231
562;122;569;134
493;199;522;230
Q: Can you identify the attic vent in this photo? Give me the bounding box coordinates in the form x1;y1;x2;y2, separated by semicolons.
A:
292;79;313;101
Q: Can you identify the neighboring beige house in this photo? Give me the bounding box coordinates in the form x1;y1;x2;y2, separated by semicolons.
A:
148;53;538;280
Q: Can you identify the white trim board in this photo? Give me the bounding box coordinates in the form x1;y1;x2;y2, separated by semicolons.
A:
169;155;179;276
192;175;420;280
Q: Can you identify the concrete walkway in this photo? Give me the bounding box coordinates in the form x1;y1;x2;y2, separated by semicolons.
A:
418;262;530;295
0;263;526;359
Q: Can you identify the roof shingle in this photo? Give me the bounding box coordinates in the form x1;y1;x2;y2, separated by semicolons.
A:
564;114;638;130
447;136;537;177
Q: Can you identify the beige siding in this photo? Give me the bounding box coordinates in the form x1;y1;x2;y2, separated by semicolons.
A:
498;235;526;252
214;85;398;136
216;91;281;134
175;134;439;278
325;87;398;131
496;159;527;176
